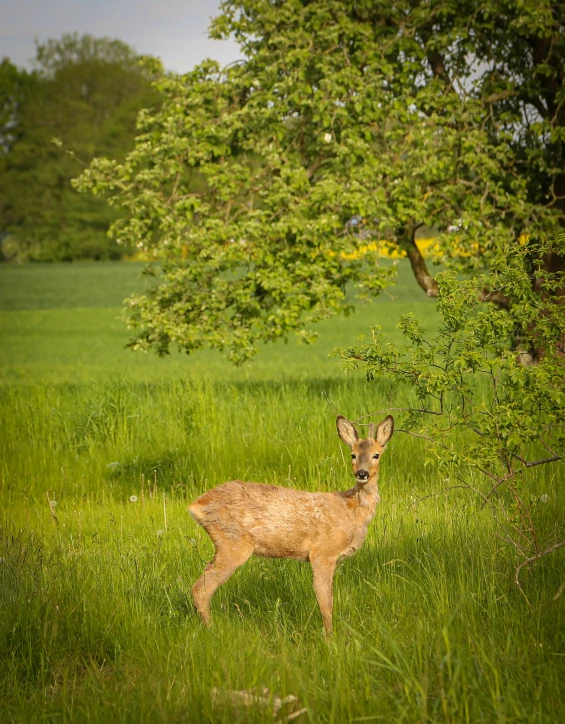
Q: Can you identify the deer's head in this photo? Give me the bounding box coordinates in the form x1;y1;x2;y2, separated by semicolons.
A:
336;415;394;485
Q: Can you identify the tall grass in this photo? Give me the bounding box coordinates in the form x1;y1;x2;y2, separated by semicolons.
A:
0;262;563;722
1;377;563;722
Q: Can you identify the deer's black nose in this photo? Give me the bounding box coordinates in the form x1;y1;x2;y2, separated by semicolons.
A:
355;469;369;482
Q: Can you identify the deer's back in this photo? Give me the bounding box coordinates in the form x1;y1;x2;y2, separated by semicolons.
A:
189;480;362;561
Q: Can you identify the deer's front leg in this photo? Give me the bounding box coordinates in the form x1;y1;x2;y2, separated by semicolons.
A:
310;555;337;637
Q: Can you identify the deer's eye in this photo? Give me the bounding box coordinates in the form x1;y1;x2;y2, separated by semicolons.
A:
373;453;380;460
351;454;356;460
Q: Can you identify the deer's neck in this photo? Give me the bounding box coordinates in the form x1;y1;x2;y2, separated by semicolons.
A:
344;476;380;525
358;476;380;505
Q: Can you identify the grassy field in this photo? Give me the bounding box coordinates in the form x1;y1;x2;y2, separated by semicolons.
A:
0;261;563;723
0;260;433;384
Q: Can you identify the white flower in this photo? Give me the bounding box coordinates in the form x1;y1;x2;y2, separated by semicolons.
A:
539;494;549;503
129;495;138;503
157;529;164;537
252;79;260;88
50;500;57;507
323;132;332;143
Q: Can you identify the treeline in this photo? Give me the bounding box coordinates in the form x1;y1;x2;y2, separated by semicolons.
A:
0;33;160;261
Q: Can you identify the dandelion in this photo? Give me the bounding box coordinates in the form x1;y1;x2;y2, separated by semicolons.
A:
50;500;57;507
129;495;138;503
539;494;549;503
157;529;164;537
323;132;332;143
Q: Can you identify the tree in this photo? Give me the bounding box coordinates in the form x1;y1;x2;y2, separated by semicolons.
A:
0;59;34;153
338;234;565;595
0;34;160;261
76;1;564;361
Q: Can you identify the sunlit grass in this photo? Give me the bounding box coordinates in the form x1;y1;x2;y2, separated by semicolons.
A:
0;262;563;722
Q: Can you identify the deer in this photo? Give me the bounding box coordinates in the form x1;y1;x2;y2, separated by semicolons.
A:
188;414;394;635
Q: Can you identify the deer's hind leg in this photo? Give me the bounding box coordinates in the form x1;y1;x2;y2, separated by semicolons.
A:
192;532;253;626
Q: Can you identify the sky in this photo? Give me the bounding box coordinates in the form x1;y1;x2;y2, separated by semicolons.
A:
0;0;242;73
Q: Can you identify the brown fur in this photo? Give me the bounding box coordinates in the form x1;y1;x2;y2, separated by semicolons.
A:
189;414;394;635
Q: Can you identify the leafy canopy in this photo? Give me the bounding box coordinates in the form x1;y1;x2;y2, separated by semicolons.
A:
76;1;564;361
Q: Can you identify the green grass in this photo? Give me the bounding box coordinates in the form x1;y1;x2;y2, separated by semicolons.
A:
0;261;563;722
0;260;435;384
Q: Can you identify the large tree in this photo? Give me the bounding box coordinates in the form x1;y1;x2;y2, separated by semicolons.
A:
0;34;159;261
77;1;564;361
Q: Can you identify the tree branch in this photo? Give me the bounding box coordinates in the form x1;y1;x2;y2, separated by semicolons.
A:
305;158;325;181
483;89;520;104
478;288;511;310
510;452;562;468
398;228;438;297
418;29;452;89
355;406;443;421
395;428;449;452
515;540;565;605
426;48;452;87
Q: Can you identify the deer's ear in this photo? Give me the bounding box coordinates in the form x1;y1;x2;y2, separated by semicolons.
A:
376;415;394;447
336;416;359;448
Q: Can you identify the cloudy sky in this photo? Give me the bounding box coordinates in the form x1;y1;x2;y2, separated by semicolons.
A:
0;0;242;72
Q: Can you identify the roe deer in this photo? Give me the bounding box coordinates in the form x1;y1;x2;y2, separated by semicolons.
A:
188;414;394;635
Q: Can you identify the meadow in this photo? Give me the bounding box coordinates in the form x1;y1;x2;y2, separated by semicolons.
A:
0;261;563;723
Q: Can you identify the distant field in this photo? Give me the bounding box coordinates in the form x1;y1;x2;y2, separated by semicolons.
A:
0;261;562;723
0;259;437;384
